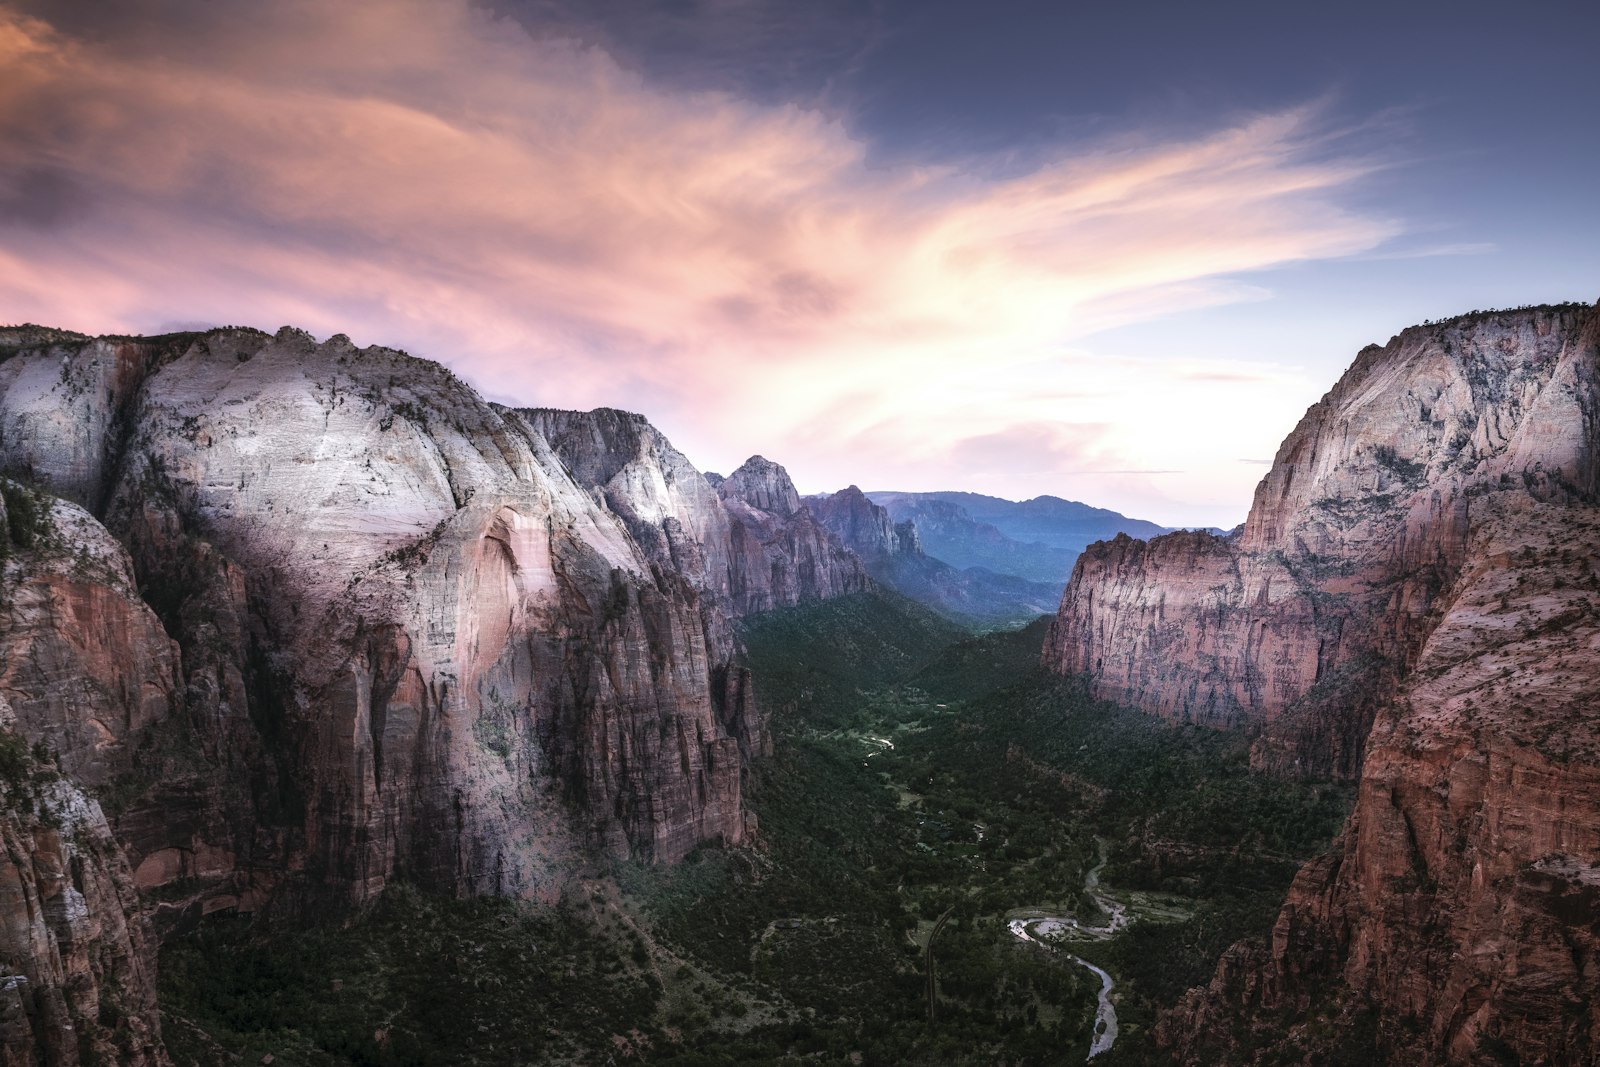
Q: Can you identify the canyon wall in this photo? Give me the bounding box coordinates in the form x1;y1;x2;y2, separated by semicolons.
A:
0;324;898;1057
1164;491;1600;1064
1045;302;1599;778
0;327;885;900
0;497;168;1066
519;415;871;615
1042;302;1600;1062
0;325;906;1063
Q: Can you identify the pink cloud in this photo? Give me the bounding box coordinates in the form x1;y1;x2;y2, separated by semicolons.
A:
0;1;1398;524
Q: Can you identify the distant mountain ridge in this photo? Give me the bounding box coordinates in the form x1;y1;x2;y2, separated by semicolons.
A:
866;490;1171;584
806;486;1062;628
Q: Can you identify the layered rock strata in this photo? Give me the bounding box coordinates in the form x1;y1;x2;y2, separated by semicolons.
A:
1045;302;1599;777
1164;493;1600;1064
521;413;870;616
0;498;168;1066
0;324;890;1058
1040;302;1600;1062
0;327;876;921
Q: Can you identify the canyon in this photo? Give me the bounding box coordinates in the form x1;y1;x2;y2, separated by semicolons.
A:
0;324;892;1063
0;301;1592;1064
1046;302;1600;1062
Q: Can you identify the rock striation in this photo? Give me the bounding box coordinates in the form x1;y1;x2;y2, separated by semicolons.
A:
0;326;886;920
1164;491;1600;1064
1041;302;1600;1062
0;325;901;1058
1045;302;1600;777
0;764;166;1067
523;414;870;615
0;497;169;1066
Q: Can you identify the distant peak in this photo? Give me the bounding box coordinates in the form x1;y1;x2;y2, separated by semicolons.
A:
720;455;800;516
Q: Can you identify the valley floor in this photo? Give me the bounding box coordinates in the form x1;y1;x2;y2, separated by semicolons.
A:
159;593;1353;1066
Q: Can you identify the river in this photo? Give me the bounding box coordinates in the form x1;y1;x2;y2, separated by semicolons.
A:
1005;844;1124;1059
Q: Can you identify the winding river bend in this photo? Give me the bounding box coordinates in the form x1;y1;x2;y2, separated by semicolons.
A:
1006;845;1126;1060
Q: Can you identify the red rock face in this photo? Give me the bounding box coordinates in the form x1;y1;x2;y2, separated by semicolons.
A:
1044;303;1600;779
1164;497;1600;1063
1056;302;1600;1063
0;322;866;1059
0;325;896;1062
1044;530;1322;729
0;326;879;926
0;505;179;787
0;781;167;1067
0;505;170;1065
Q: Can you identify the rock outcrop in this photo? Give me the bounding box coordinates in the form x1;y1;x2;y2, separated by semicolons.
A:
524;415;870;615
0;766;166;1067
0;326;872;924
0;499;179;788
811;486;917;561
1043;302;1600;1063
0;499;169;1065
717;455;801;518
1045;301;1599;777
0;325;898;1059
1163;492;1600;1064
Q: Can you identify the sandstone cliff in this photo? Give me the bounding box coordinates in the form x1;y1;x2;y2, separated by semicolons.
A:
0;326;834;920
1045;302;1599;777
0;324;895;1058
522;414;870;616
1164;492;1600;1064
0;497;168;1066
1040;302;1600;1063
0;763;166;1067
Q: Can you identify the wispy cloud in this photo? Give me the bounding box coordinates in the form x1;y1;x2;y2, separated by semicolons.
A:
1355;241;1497;261
0;0;1398;525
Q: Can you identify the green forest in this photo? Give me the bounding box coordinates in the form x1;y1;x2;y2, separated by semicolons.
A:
161;591;1353;1066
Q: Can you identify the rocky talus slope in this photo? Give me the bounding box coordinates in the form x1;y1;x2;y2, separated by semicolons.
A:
1045;303;1600;1062
0;324;870;1062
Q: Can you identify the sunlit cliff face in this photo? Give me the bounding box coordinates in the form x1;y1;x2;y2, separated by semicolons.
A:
0;0;1401;525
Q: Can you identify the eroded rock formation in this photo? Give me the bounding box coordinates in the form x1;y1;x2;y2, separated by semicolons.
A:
0;324;890;1058
0;327;851;911
1045;302;1599;778
0;501;169;1066
0;325;903;983
524;415;870;615
1042;302;1600;1062
1164;493;1600;1064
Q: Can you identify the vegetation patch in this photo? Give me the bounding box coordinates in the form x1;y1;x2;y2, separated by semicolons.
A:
160;590;1353;1065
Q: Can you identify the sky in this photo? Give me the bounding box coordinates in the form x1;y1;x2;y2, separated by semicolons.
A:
0;1;1595;527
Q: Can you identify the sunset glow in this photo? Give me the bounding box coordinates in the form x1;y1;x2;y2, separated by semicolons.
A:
1;1;1594;525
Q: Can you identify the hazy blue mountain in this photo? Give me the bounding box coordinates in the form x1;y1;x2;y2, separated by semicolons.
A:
866;491;1171;584
808;486;1063;629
